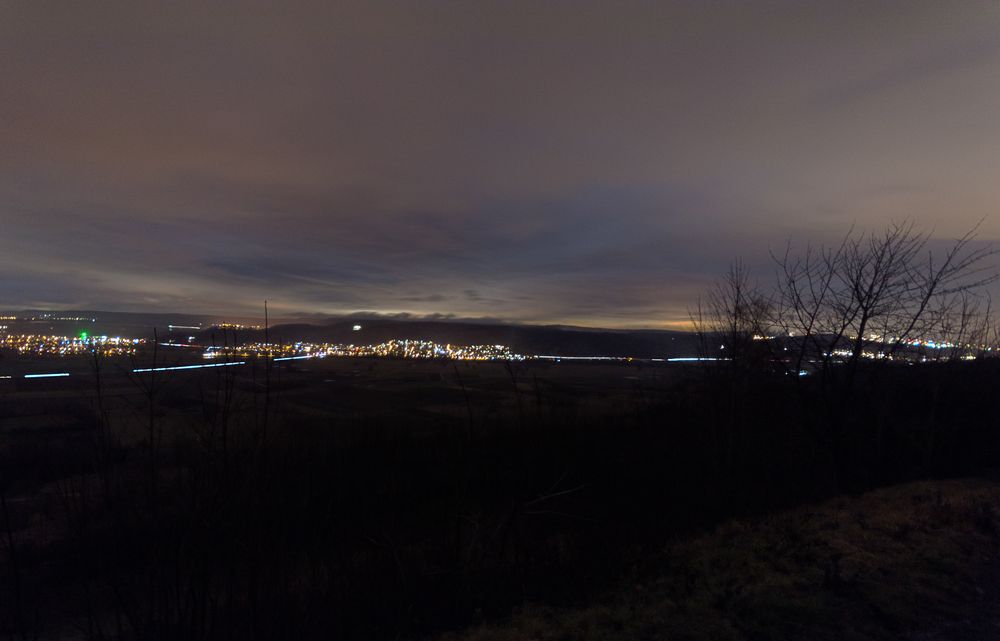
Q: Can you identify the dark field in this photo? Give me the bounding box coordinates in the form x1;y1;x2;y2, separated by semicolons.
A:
0;355;682;440
2;353;1000;640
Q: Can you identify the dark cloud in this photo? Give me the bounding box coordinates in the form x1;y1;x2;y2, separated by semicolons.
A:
2;1;999;327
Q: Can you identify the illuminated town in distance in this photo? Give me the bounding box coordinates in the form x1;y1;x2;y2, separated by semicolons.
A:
1;333;144;357
203;339;527;362
0;309;994;381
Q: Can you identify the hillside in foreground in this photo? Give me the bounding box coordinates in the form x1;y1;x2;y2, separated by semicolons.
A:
442;477;1000;641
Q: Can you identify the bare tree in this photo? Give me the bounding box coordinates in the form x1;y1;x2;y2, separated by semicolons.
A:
692;259;772;372
769;221;997;385
697;220;997;490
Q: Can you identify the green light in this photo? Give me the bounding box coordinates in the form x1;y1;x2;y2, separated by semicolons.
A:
80;331;88;340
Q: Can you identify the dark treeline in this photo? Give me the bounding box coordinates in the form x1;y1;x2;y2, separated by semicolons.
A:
2;223;1000;640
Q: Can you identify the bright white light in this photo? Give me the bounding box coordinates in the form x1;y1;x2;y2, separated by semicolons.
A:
352;324;362;331
133;362;245;373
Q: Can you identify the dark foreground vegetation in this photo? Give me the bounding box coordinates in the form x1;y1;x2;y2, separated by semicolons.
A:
446;476;1000;641
1;350;1000;640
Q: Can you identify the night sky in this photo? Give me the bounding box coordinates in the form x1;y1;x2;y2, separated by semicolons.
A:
3;2;999;327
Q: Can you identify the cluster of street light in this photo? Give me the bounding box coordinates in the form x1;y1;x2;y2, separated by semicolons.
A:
211;323;264;330
0;333;145;356
204;339;528;362
24;313;96;322
753;332;991;361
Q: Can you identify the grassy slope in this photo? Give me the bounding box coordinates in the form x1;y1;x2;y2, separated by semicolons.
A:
442;478;1000;641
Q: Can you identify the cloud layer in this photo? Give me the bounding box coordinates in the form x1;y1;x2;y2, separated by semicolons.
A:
2;1;999;326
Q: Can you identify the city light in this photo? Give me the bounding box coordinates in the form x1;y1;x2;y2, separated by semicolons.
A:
205;339;529;362
0;333;145;356
132;361;246;373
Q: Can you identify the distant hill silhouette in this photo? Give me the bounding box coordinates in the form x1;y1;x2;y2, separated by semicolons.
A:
2;310;699;358
203;319;698;359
